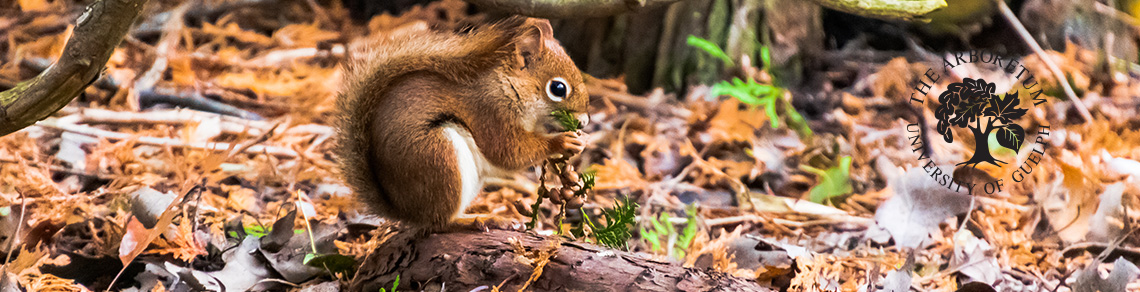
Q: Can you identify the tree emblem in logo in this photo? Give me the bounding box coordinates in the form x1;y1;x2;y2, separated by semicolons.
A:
934;78;1028;168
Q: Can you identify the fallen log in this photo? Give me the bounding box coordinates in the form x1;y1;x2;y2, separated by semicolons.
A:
350;229;773;292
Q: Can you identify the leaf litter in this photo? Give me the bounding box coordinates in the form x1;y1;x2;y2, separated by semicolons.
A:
0;0;1137;291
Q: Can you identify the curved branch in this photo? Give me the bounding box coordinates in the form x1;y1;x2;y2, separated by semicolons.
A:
804;0;946;21
0;0;149;136
464;0;683;18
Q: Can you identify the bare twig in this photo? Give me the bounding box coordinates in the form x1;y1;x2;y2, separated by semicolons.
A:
974;196;1032;212
138;87;265;120
1061;241;1140;261
78;108;273;136
996;0;1094;122
464;0;683;18
20;57;275;119
1093;2;1140;34
0;0;150;136
2;191;27;267
37;116;299;158
589;83;692;118
0;158;118;181
693;212;875;228
132;3;187;110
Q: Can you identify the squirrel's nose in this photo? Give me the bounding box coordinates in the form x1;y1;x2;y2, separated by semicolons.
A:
577;113;589;127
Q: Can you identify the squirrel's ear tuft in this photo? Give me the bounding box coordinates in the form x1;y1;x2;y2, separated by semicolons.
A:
513;18;553;69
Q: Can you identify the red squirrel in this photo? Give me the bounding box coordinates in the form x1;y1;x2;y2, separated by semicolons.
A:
335;17;588;230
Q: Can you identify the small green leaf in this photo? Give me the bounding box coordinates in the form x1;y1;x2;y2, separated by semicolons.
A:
244;224;269;238
0;206;10;217
710;80;762;105
640;227;661;252
806;156;854;204
759;45;772;70
765;98;780;128
525;195;544;230
677;206;699;252
709;78;788;129
551;109;582;132
579;170;596;191
995;124;1026;151
686;35;734;66
783;98;813;137
588;198;637;249
305;253;357;276
381;275;400;292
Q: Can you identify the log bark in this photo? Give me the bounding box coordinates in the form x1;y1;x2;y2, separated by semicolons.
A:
350;229;773;292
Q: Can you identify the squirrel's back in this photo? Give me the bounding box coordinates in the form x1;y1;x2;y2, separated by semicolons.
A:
334;17;529;219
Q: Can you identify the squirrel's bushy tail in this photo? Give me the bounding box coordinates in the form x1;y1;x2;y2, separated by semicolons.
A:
334;17;528;217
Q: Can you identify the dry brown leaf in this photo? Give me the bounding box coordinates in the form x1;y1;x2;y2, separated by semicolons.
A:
592;158;646;190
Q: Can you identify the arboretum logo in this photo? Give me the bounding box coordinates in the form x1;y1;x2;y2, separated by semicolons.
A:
904;50;1051;195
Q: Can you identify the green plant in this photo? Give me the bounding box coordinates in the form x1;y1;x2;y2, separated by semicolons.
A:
226;224;270;239
801;156;853;204
526;109;598;233
304;253;357;276
690;36;812;137
710;77;783;127
640;206;699;259
552;108;583;131
379;275;399;292
580;198;638;249
687;35;734;66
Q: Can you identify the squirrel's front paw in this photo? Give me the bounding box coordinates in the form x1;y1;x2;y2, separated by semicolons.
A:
550;131;586;157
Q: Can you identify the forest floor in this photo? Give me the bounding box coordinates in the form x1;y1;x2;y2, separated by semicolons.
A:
1;0;1139;291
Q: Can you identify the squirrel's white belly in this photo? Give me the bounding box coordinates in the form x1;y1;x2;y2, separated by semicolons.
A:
440;124;506;219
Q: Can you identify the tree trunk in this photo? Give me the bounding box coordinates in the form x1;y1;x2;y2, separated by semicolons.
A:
349;229;774;292
551;0;821;95
961;126;1000;166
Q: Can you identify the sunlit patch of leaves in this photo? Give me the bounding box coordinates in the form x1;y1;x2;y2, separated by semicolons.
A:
801;156;853;204
640;205;699;259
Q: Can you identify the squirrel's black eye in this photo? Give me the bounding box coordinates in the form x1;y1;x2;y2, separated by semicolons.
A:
545;77;569;102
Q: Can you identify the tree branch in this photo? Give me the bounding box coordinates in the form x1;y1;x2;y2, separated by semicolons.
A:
996;0;1093;123
464;0;683;18
0;0;149;136
804;0;946;21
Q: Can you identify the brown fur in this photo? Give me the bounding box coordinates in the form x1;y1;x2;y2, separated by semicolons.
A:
335;17;588;228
